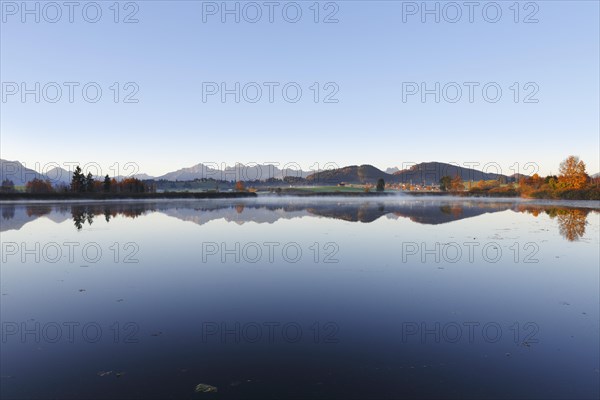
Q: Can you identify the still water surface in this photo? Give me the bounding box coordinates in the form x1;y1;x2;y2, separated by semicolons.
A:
1;197;599;399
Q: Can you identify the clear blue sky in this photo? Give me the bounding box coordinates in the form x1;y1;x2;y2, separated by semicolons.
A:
1;0;599;177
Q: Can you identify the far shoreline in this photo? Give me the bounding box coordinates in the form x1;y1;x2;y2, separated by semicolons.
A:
1;191;599;210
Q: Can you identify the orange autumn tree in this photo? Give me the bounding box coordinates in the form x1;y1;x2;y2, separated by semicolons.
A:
450;175;464;192
518;173;545;196
26;178;54;193
235;181;245;192
119;177;148;193
558;156;588;190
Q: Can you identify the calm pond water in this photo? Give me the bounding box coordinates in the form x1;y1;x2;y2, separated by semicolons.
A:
1;197;599;399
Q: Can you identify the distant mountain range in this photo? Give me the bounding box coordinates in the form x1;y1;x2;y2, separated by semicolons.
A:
3;158;597;186
0;159;313;185
155;163;312;181
307;162;519;185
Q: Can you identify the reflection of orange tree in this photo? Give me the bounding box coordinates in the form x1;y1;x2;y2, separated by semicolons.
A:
26;205;52;217
515;206;590;241
554;209;588;242
440;205;463;217
450;205;463;217
120;209;145;219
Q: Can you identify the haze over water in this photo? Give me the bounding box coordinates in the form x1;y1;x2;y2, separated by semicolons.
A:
1;197;599;399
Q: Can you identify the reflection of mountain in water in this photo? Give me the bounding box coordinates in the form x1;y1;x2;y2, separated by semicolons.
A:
0;199;597;241
304;202;514;224
0;205;36;231
163;206;311;226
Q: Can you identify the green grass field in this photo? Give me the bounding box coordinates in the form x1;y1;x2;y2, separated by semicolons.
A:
289;186;373;193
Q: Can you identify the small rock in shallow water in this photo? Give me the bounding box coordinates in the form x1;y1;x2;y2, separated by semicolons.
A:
195;383;218;393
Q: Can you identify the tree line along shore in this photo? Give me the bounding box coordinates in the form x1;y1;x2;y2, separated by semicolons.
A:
1;156;598;200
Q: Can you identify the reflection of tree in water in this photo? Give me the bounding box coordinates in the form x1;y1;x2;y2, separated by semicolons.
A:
26;206;52;217
104;208;112;222
86;211;94;226
72;206;94;231
57;204;70;214
2;205;15;220
71;204;150;230
518;205;591;242
9;201;596;239
120;208;145;219
554;209;588;242
440;205;463;218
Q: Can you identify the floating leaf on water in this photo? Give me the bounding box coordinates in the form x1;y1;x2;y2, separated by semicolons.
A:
195;383;218;393
97;371;112;377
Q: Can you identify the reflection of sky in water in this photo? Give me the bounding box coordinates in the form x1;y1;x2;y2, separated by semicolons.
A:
1;198;599;399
